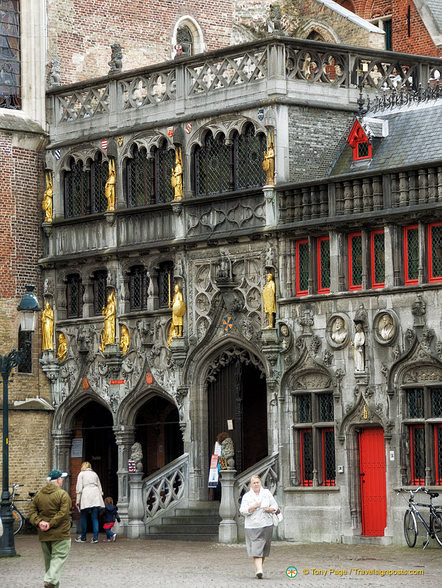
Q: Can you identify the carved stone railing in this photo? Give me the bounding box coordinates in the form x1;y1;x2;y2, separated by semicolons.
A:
47;37;442;136
142;453;188;524
234;452;279;507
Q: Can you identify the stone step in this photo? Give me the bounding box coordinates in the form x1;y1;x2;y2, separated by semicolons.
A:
145;532;219;542
148;523;219;535
161;515;220;526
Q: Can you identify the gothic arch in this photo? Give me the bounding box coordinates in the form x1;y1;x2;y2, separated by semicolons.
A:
171;16;206;58
188;116;267;150
116;385;178;428
299;21;340;44
121;133;173;161
52;387;113;432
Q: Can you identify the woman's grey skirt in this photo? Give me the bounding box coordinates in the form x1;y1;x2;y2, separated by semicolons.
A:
245;525;273;557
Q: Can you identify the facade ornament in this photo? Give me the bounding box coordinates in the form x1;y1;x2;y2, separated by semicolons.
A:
168;284;186;345
261;273;276;328
265;244;275;269
299;308;314;335
57;332;68;363
412;294;426;327
42;301;54;351
267;4;282;33
100;289;116;352
352;323;365;372
108;43;123;74
105;158;116;211
171;147;183;200
262;130;275;186
48;58;61;87
329;315;348;347
377;313;395;342
354;303;367;325
42;171;53;223
221;435;235;469
129;442;143;472
310;335;321;356
120;324;130;355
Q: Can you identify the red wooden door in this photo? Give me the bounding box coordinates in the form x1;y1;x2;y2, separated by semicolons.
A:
359;427;387;536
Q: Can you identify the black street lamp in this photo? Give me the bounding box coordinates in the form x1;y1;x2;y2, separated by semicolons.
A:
0;286;40;557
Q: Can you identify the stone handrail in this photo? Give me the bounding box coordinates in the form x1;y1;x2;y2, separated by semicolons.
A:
142;453;189;523
234;452;279;506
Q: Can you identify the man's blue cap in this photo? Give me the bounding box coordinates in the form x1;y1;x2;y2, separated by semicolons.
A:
48;469;68;480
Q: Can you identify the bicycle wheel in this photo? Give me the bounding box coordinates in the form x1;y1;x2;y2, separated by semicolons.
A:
404;509;418;547
12;506;24;535
431;511;442;546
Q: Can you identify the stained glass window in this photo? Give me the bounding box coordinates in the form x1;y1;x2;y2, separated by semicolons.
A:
0;0;21;109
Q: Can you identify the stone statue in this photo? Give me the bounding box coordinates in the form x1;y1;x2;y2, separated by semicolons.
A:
331;317;348;344
168;284;186;345
262;273;276;328
100;290;116;352
262;132;275;186
378;313;395;341
130;441;143;472
352;323;365;372
120;324;130;355
48;59;61;87
105;158;116;211
171;147;183;200
108;43;123;73
42;301;54;351
42;171;53;223
57;332;68;362
221;435;235;469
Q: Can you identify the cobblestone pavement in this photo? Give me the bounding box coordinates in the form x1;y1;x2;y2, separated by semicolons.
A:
1;535;441;588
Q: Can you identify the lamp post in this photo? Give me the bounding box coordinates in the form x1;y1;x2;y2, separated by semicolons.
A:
0;286;40;557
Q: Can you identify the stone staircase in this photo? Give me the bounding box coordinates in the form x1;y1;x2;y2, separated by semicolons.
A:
144;501;221;541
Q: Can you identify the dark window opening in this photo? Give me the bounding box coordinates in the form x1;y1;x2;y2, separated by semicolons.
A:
129;265;148;311
158;261;174;308
17;328;32;373
92;270;107;315
176;25;193;57
66;274;83;318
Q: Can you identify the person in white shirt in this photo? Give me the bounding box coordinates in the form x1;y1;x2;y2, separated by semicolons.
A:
239;475;279;579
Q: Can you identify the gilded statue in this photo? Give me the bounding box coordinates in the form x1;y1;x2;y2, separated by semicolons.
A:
100;290;116;351
42;301;54;351
105;158;116;211
42;171;53;223
262;132;275;186
171;147;183;200
262;273;276;328
120;324;130;355
168;284;186;345
57;332;68;363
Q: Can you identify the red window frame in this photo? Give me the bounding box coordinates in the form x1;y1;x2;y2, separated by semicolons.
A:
347;119;372;162
428;222;442;283
348;233;362;291
321;427;336;487
410;425;425;486
317;237;330;294
435;425;442;486
404;225;419;285
300;428;313;487
295;239;309;297
370;229;385;289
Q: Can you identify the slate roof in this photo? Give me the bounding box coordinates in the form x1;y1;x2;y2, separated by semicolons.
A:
415;0;442;47
424;0;442;32
329;100;442;176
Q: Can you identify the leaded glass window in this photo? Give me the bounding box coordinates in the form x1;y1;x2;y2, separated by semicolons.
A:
17;327;32;373
129;265;148;311
64;154;107;218
429;223;442;282
407;388;424;418
297;395;311;423
92;270;107;315
322;428;336;486
91;154;108;214
158;261;174;308
436;425;442;485
318;237;330;293
296;239;309;295
319;393;334;422
126;145;154;207
195;133;231;196
349;233;362;290
66;274;83;318
432;389;442;418
156;142;174;204
0;0;20;109
371;230;385;287
410;425;425;485
404;225;419;284
300;429;313;486
234;124;266;190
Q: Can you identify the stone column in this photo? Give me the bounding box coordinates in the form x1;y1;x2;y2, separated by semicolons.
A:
127;472;145;539
218;470;237;543
114;427;135;532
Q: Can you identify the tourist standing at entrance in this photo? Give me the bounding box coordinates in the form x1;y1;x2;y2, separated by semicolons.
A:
101;496;120;542
239;475;279;579
28;469;72;588
75;462;105;544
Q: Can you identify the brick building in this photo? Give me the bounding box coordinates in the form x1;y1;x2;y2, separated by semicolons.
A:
1;0;442;544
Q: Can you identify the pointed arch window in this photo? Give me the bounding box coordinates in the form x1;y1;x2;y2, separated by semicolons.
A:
175;25;193;57
347;119;372;161
234;124;266;190
64;153;107;218
194;132;231;196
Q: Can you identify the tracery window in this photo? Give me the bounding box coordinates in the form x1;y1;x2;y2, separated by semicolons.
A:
129;265;148;311
92;270;107;316
64;153;107;218
0;0;21;109
125;141;174;207
66;274;83;318
293;391;335;486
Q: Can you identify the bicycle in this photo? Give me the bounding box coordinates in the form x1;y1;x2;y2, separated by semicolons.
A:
10;483;36;535
397;486;442;549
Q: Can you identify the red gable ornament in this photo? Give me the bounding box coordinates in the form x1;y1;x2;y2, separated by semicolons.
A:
347;119;372;161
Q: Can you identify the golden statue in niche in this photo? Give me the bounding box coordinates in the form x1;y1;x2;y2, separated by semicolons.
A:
262;131;275;186
120;324;130;355
261;273;276;328
100;290;116;351
42;171;53;223
171;147;183;200
105;158;116;211
168;284;186;345
42;301;54;351
57;332;68;363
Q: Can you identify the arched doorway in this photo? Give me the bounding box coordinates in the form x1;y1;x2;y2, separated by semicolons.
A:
135;395;183;476
207;354;267;473
70;400;118;512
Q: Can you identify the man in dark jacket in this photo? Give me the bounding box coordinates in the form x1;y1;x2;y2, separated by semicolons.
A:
29;469;72;588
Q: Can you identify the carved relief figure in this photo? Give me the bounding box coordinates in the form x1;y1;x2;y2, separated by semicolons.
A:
105;159;116;211
42;171;53;223
100;290;116;351
130;441;143;472
57;332;68;362
353;323;365;372
331;317;348;345
262;273;276;328
262;131;275;186
168;284;186;344
120;324;130;355
171;147;183;200
42;301;54;351
378;313;395;341
221;434;235;469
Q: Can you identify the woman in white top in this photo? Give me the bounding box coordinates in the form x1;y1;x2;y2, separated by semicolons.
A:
75;461;105;543
239;475;279;579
